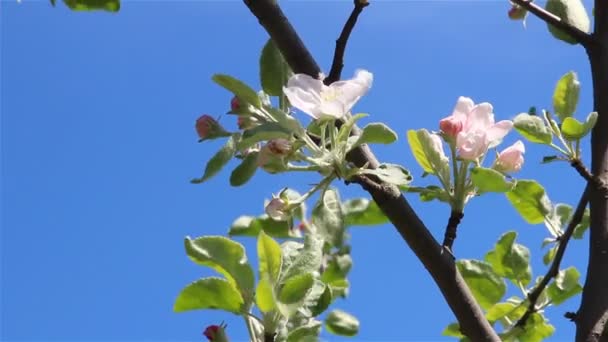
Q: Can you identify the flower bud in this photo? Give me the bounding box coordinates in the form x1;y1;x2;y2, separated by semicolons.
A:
195;115;229;141
267;138;292;156
203;324;228;342
439;115;464;138
237;116;258;130
508;4;527;20
495;140;525;173
265;197;290;221
230;96;240;112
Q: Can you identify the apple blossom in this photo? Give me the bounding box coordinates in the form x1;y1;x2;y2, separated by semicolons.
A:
495;140;525;173
439;97;513;160
203;324;228;342
266;197;290;221
195;115;228;141
230;96;240;112
283;69;373;119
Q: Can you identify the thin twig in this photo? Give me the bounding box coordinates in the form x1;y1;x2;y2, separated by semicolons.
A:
442;211;464;254
570;158;608;195
510;0;593;48
325;0;370;85
515;186;590;328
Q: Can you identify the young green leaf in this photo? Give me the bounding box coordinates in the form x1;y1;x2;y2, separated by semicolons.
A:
312;189;345;247
62;0;120;12
506;180;552;224
212;74;261;108
337;113;369;145
545;0;590;45
237;123;292;151
229;151;259;187
553;71;580;120
360;163;413;188
173;277;244;313
281;235;323;280
191;135;237;184
407;129;449;176
342;198;388;226
484;231;532;286
278;273;315;304
456;259;506;309
255;278;276;313
546;267;583;305
543;245;558;265
258;231;283;283
513;113;553;144
513;313;555;341
470;167;514;193
259;39;291;96
442;323;464;338
353;122;398;147
325;310;359;337
287;320;322;342
572;208;590;239
184;236;255;298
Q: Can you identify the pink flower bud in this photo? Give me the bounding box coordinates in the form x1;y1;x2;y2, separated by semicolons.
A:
439;115;464;138
267;138;292;156
237;116;258;130
265;197;289;221
508;4;527;20
203;324;228;342
495;140;525;173
230;96;240;112
195;115;228;141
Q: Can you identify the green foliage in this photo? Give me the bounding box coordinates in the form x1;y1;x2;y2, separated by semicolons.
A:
238;123;292;151
61;0;120;12
360;163;413;188
457;260;506;310
546;267;583;305
485;232;532;286
287;320;322;342
258;231;283;283
513;113;553;144
325;309;360;336
342;198;388;226
312;189;345;246
354;122;398;146
230;151;259;186
184;236;255;300
212;74;261;108
407;185;451;203
407;129;449;177
228;215;299;238
561;112;597;141
545;0;590;44
471;167;514;193
259;39;291;96
506;180;552;224
553;71;580;120
255;278;276;312
191;135;237;184
278;273;315;304
442;323;464;338
174;277;244;313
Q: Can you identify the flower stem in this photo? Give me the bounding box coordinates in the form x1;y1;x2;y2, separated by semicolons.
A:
244;314;260;342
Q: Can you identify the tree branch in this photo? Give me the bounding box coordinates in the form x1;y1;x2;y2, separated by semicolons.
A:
324;0;370;85
242;1;500;340
442;211;464;253
509;0;593;47
515;186;589;328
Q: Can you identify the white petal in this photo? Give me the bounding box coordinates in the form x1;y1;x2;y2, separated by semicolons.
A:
466;102;495;132
487;120;513;148
329;81;368;115
352;69;374;89
286;73;324;94
283;86;322;119
453;97;475;120
319;100;345;118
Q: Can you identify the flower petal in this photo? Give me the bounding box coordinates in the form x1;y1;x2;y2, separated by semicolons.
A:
452;96;475;121
487;120;513;148
466;102;495;132
283;86;322;119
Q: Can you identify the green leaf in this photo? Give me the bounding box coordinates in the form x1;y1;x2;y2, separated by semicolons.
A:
545;0;590;45
407;129;449;176
321;255;352;284
338;113;368;145
281;235;323;281
553;71;580;120
229;151;259;187
513;113;553;144
547;267;583;305
407;185;451;203
258;231;283;283
361;163;413;188
255;278;276;313
354;122;398;147
543;245;558;265
259;39;291;96
573;208;590;239
471;167;515;193
309;284;332;316
237;123;292;151
312;188;345;247
343;198;388;227
325;310;359;337
174;277;244;313
561;117;586;140
506;180;552;224
184;236;255;298
457;259;506;309
191;135;237;184
228;215;299;238
442;323;464;338
287;320;322;342
486;302;525;323
542;155;561;164
485;231;532;286
515;313;555;342
62;0;120;12
212;74;261;108
278;273;314;304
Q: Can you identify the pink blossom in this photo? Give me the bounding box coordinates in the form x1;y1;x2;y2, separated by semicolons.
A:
440;97;513;160
230;96;240;112
195;115;222;140
495;140;525;173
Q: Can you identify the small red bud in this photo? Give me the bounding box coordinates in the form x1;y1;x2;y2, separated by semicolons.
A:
196;115;216;140
230;96;240;112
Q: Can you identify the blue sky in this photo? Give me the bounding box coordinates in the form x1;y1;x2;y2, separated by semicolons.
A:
1;0;595;340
